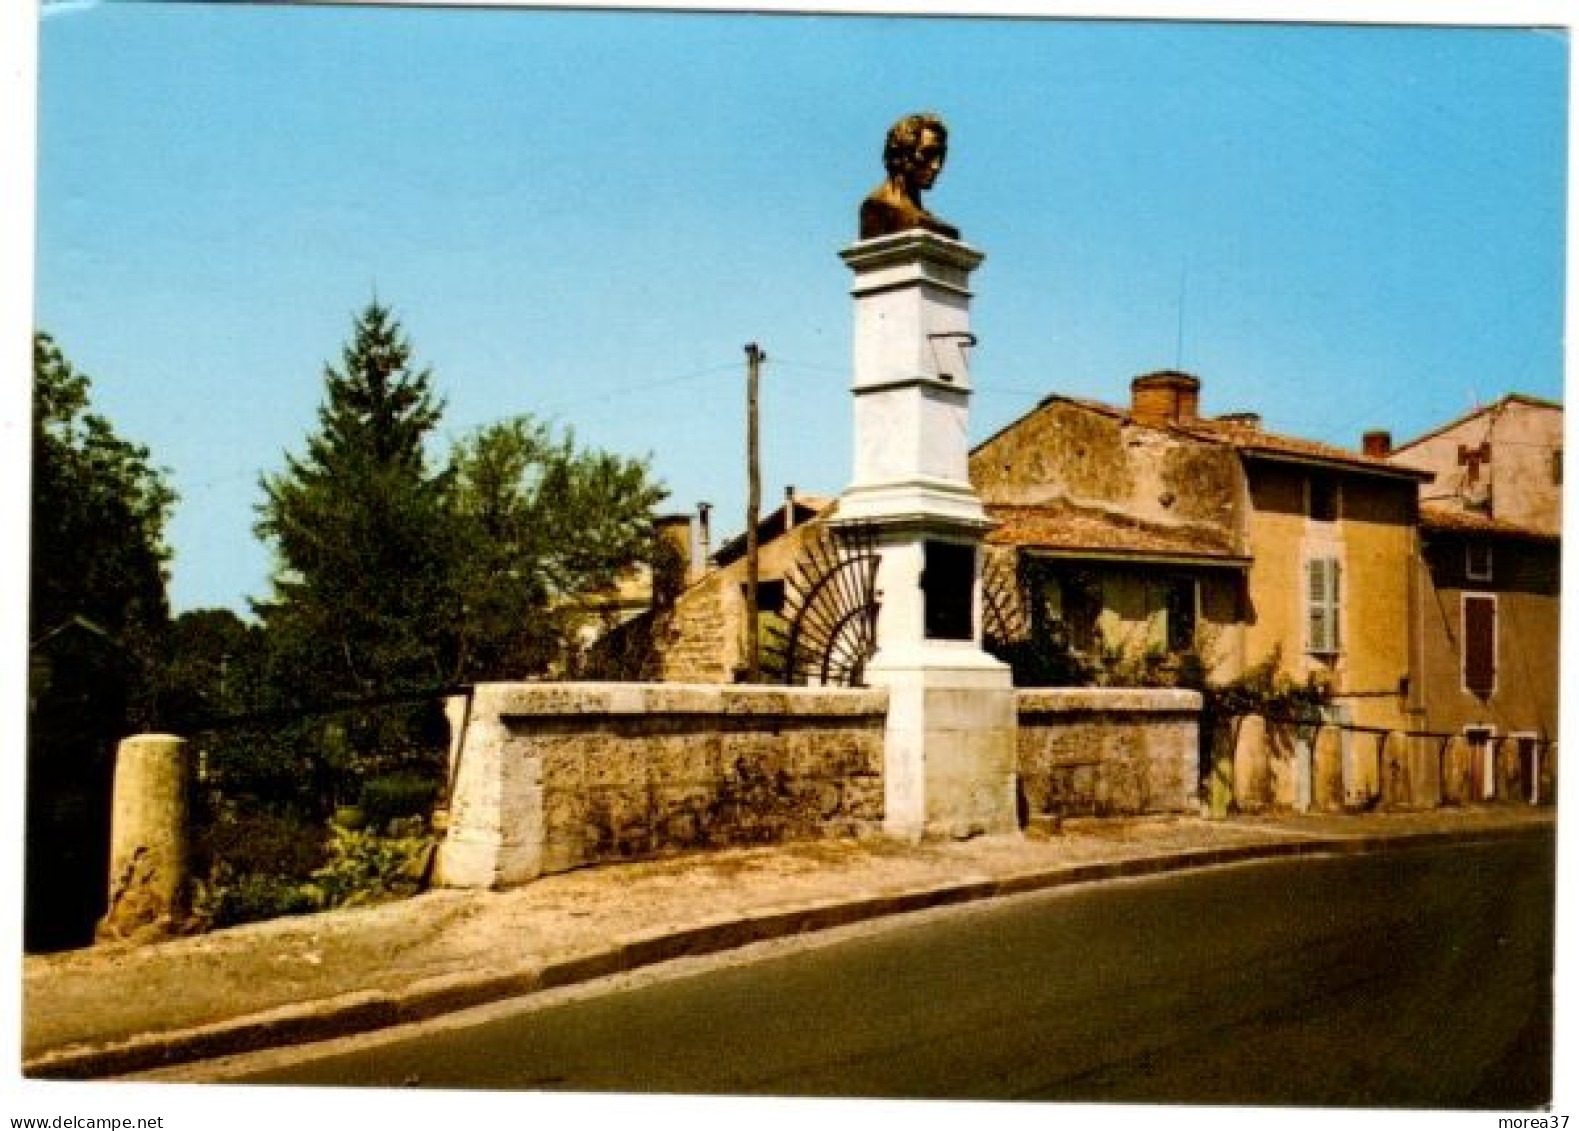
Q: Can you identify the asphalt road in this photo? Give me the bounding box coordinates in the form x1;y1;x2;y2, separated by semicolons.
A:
241;832;1555;1108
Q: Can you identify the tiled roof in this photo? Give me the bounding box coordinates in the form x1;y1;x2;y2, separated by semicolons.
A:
1005;392;1433;481
985;503;1248;565
1178;418;1435;480
1419;503;1559;543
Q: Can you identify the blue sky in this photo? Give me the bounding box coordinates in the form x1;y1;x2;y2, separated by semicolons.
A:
29;3;1570;615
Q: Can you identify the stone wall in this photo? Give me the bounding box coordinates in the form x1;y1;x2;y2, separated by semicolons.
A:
438;683;887;889
1015;688;1202;817
1226;718;1556;812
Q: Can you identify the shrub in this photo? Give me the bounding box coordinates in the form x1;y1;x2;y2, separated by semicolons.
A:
193;810;328;880
193;864;323;929
306;825;433;910
359;771;441;829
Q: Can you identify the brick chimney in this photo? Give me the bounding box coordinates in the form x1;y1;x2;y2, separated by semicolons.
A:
1362;430;1392;458
1130;371;1201;426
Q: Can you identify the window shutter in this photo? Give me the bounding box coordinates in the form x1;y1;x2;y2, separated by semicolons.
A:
1307;557;1339;654
1464;595;1496;694
1327;558;1341;654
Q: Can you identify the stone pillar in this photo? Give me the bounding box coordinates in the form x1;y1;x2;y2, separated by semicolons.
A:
98;734;192;942
1380;730;1409;808
1312;725;1345;811
1231;714;1269;812
433;684;544;889
838;230;1016;841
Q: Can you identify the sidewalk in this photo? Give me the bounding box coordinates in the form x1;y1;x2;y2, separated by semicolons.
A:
21;805;1555;1080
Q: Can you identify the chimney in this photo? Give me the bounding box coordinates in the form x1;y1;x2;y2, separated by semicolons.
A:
1130;371;1201;426
1362;430;1392;458
691;502;713;582
656;513;693;579
784;485;797;531
1216;412;1262;431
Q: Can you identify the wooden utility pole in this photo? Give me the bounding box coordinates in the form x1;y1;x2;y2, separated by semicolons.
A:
744;342;765;683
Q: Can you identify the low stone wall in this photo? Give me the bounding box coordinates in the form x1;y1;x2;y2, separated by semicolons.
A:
1225;720;1559;812
1015;688;1203;817
438;683;887;889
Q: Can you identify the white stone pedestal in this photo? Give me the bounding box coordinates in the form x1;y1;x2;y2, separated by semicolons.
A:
838;230;1017;841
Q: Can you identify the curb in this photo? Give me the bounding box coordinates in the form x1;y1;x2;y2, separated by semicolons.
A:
22;823;1547;1080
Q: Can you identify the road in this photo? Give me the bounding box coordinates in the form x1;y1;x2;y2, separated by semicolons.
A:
240;832;1555;1107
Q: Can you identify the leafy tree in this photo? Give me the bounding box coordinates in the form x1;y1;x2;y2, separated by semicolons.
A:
447;415;669;679
28;332;175;950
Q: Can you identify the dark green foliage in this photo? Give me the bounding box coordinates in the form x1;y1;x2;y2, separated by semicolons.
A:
359;772;441;828
256;301;455;699
252;303;456;813
192;810;329;880
37;302;672;938
154;608;264;730
28;333;174;951
988;633;1097;688
191;813;431;929
196;869;325;930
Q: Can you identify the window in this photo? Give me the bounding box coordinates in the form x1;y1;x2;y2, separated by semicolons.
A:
1465;542;1493;582
922;540;975;641
1037;568;1101;654
1306;556;1341;655
1463;594;1497;696
1308;475;1340;523
754;579;786;616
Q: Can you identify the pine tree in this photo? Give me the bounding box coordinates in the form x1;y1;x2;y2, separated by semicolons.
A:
256;302;456;702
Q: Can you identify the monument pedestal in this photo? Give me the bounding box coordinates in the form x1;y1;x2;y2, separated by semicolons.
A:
838;230;1017;841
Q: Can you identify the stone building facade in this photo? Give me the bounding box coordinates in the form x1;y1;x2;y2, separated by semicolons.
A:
1388;396;1563;802
972;372;1431;742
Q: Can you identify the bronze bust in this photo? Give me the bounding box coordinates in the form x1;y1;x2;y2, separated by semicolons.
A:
860;112;960;241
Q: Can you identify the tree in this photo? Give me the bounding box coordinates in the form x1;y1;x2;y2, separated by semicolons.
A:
252;302;670;812
28;331;175;949
253;302;459;812
447;415;669;679
255;301;455;700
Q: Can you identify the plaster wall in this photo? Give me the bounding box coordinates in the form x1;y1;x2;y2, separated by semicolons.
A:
1418;537;1560;741
971;400;1243;538
1396;399;1563;533
1243;463;1415;734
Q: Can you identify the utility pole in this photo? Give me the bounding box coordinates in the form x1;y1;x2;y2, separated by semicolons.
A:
744;342;765;683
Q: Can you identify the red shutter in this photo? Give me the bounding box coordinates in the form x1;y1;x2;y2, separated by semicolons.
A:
1463;595;1497;694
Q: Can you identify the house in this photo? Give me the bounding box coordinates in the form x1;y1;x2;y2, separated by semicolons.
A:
1387;396;1562;803
971;374;1252;684
632;491;835;683
974;372;1432;750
